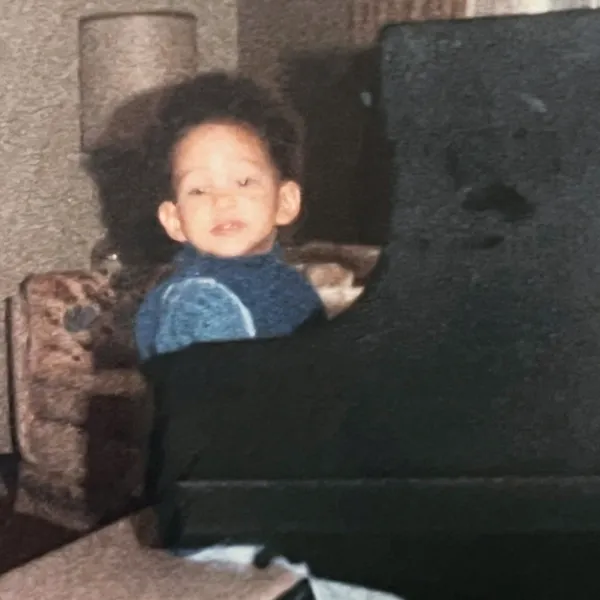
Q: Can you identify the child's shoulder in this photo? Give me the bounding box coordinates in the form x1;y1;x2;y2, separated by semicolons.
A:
144;269;239;306
138;269;180;304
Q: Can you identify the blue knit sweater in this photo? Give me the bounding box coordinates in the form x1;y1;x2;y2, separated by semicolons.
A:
135;244;324;360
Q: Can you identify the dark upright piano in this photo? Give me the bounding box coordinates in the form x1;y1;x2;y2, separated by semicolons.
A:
143;9;600;597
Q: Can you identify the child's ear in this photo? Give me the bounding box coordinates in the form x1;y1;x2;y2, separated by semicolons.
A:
158;200;187;243
275;180;302;226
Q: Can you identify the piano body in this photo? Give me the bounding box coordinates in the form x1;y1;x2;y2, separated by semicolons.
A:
143;9;600;596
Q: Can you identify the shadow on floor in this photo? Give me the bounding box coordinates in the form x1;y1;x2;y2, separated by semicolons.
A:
0;505;78;574
0;455;77;574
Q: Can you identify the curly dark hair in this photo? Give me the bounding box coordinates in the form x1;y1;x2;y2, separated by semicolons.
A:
146;71;304;200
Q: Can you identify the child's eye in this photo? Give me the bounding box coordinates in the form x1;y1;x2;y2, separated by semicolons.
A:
238;177;256;187
189;188;206;196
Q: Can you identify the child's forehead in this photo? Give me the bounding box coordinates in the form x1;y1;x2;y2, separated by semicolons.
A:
172;121;273;177
177;121;265;152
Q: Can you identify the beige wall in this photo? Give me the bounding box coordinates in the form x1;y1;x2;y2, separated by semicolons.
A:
0;1;237;452
238;0;353;83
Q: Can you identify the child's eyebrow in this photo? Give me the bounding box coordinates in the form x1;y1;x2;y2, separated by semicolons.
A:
173;168;209;186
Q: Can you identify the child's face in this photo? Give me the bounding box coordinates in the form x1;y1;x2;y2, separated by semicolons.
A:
158;121;301;257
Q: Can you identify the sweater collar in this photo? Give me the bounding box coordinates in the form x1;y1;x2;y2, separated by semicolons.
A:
173;242;283;271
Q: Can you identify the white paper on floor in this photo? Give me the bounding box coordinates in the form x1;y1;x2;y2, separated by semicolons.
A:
174;544;405;600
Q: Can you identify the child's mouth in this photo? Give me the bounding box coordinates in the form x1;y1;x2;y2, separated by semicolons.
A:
211;220;246;235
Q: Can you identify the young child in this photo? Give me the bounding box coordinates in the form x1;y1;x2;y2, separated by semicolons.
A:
134;72;405;600
135;72;325;360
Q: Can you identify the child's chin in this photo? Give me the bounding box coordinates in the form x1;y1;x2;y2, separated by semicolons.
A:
204;241;255;258
204;236;275;258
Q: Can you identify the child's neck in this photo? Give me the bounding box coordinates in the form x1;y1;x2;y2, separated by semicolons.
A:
179;241;282;263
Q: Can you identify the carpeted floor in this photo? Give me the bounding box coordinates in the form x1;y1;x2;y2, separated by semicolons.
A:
0;503;78;574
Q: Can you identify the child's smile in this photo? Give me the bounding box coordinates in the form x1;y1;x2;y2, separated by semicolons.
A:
210;219;247;236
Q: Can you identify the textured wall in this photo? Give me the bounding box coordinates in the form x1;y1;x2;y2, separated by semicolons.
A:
0;1;237;452
352;0;466;45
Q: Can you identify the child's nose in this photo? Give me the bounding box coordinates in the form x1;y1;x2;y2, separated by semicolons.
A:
213;190;237;209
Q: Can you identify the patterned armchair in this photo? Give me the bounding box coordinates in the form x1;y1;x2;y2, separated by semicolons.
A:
7;242;380;531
